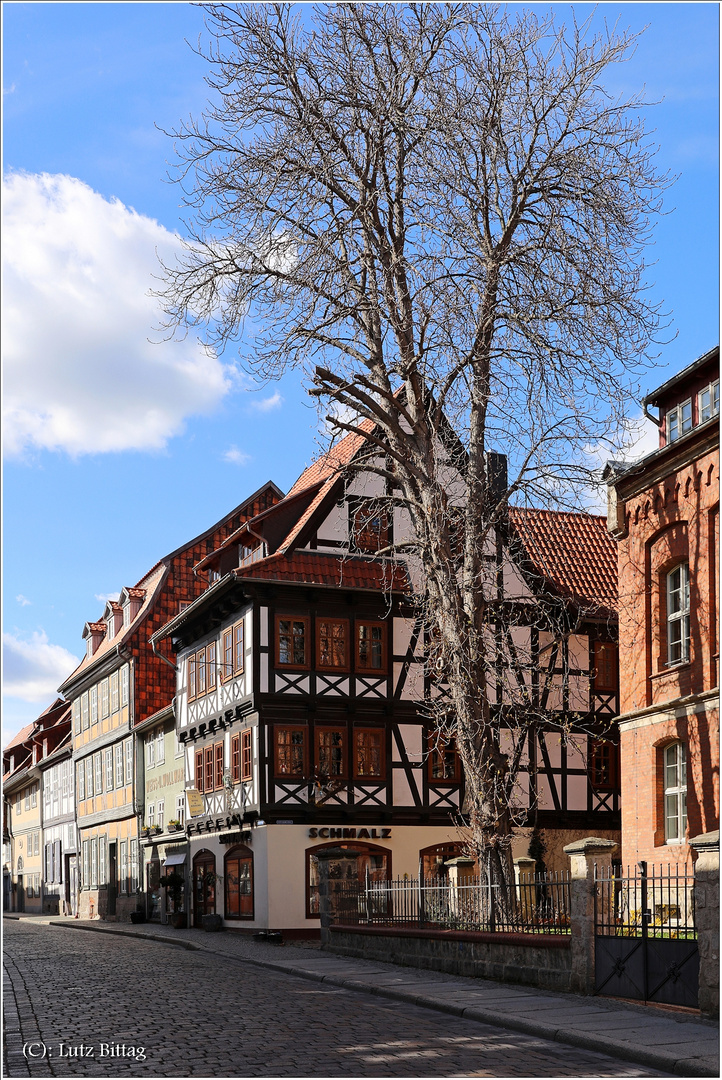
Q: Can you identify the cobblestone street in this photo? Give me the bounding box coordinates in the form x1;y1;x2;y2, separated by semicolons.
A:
3;921;671;1078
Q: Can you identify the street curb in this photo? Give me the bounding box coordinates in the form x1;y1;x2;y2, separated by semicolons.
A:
29;919;719;1078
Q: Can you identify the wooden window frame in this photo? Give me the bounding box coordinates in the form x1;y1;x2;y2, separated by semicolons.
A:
241;729;252;781
427;734;461;783
195;748;204;793
204;746;214;792
275;616;311;670
356;621;388;673
590;739;617;791
223;628;233;682
315;726;347;780
593;641;618;693
207;641;217;694
188;654;197;701
231;733;240;783
234;620;245;675
316;618;350;672
353;727;386;780
274;725;308;778
214;741;224;790
197;647;207;697
224;845;254;921
350;500;391;554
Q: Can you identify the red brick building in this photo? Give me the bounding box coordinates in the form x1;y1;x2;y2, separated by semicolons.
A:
607;346;719;869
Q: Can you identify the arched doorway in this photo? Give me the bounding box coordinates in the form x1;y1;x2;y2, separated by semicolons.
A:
224;845;253;920
306;841;390;919
192;849;216;927
419;842;469;879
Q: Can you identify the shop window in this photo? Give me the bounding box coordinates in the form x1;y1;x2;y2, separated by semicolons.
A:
275;726;307;777
276;616;310;669
354;728;385;779
350;501;390;554
317;618;349;670
420;842;467;879
590;739;617;790
356;622;386;672
667;563;690;664
316;727;346;778
192;849;216;927
664;742;687;843
428;734;460;782
306;842;390;919
225;845;254;919
593;641;618;692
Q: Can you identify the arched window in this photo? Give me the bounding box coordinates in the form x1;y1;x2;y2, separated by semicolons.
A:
419;842;467;879
224;845;253;920
667;564;690;664
192;848;216;928
664;742;687;842
306;841;390;919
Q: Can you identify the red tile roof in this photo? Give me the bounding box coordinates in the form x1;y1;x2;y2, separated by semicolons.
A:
234;551;409;592
3;722;36;753
286;420;375;498
509;508;617;615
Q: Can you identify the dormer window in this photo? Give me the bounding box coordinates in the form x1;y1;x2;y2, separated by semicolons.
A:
119;587;145;628
83;622;106;657
104;602;123;641
239;543;264;567
698;380;719;424
667;399;692;443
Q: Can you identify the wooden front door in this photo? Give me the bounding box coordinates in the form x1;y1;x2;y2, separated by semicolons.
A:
193;851;216;927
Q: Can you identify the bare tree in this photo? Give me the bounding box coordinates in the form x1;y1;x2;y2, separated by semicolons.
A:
160;3;670;888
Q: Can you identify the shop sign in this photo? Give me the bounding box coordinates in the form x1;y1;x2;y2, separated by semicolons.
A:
186;789;205;817
308;827;391;840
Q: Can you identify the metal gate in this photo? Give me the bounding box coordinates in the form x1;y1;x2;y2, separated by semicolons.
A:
594;862;698;1008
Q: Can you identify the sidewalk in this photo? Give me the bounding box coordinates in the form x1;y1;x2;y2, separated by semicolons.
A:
5;913;719;1077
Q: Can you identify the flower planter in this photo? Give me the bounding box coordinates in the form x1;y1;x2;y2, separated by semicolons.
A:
168;912;187;929
202;914;223;932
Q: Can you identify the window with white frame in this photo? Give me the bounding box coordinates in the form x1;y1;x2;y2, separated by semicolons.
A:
31;784;37;807
148;803;155;827
130;839;139;893
91;837;98;888
666;399;692;443
72;699;81;734
90;685;98;725
124;738;133;785
85;759;94;798
115;743;124;787
667;563;690;664
82;841;89;888
81;692;89;730
157;799;164;830
176;794;186;826
147;735;155;769
664;742;687;842
156;729;165;765
121;664;130;707
94;753;103;795
110;671;119;713
77;762;85;802
101;678;110;718
99;836;107;885
698;380;720;424
120;841;128;894
105;749;114;791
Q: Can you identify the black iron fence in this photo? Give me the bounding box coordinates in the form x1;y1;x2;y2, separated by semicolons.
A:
328;870;571;934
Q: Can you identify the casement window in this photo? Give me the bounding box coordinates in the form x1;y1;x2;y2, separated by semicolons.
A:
664;742;687;843
15;793;21;813
81;692;89;730
428;735;460;782
214;742;224;790
120;664;129;707
90;686;98;725
94;753;103;795
667;563;690;664
356;622;386;672
124;738;133;785
275;726;307;777
54;840;61;883
31;784;38;808
72;699;81;734
225;845;254;920
176;794;186;825
24;789;30;811
82;841;89;889
91;838;98;889
195;749;204;792
223;620;245;680
593;641;618;692
276;617;310;669
99;836;107;886
187;644;217;699
350;501;391;554
698;380;720;423
241;729;252;782
85;759;94;799
77;762;85;801
101;678;110;719
115;743;124;788
207;642;217;692
119;842;128;894
197;648;207;697
205;746;214;792
156;729;165;765
188;654;197;700
157;800;164;830
130;839;139;892
667;398;692;443
104;749;114;792
148;803;156;827
147;735;155;768
34;831;39;856
223;628;234;682
317;618;349;670
234;621;244;675
316;727;346;778
110;671;119;714
354;728;385;779
231;733;241;783
590;739;617;790
45;843;53;882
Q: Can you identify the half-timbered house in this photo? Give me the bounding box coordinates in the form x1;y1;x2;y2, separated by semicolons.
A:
151;430;622;933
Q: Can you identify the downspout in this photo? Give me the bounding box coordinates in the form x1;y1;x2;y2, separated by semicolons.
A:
643;402;662;428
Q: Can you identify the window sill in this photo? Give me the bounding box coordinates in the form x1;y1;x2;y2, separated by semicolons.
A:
651;661;691;680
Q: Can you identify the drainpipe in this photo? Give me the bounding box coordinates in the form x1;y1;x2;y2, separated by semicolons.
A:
150;637;177;674
642;402;662;427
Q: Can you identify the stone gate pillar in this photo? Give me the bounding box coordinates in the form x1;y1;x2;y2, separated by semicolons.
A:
564;836;618;995
689;830;719;1019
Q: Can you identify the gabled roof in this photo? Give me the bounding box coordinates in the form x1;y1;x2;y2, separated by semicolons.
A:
642;345;719;407
233;551;410;592
3;722;36;753
286;422;374;498
509;508;617;616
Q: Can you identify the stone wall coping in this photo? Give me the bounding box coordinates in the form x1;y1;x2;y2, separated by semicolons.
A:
563;836;618;855
329;924;572;949
689;830;720;852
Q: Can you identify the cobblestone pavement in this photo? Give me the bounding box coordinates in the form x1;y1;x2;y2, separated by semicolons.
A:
4;921;670;1078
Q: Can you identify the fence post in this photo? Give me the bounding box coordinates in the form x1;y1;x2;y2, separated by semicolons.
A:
564;836;618;995
514;855;536;923
689;830;719;1019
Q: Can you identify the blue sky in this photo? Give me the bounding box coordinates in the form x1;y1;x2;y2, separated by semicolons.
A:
2;2;719;743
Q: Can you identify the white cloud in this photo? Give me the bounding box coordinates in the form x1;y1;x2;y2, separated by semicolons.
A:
222;445;251;466
3;172;234;457
249;391;283;413
95;592;120;604
15;595;32;607
2;630;80;703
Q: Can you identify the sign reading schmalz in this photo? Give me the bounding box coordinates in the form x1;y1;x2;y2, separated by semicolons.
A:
308;827;391;840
